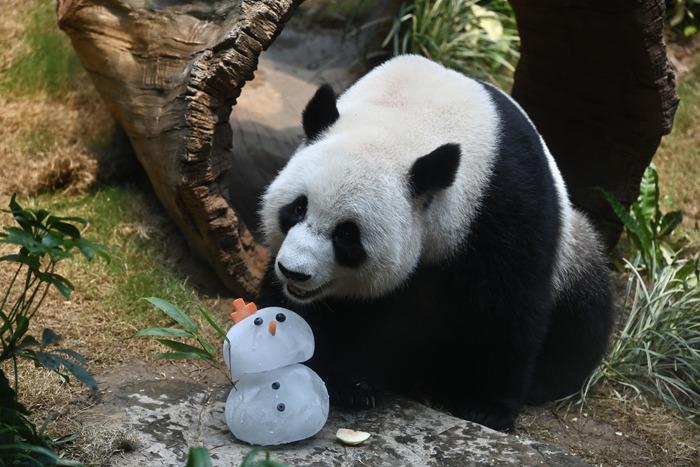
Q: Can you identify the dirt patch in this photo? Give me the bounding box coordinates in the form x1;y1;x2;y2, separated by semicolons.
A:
519;391;700;466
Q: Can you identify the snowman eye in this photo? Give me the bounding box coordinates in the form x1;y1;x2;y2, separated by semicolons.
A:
275;313;286;322
272;382;280;390
277;403;286;412
254;317;263;326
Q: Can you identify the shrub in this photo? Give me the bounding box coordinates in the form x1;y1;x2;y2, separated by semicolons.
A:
578;164;700;421
580;258;700;419
379;0;520;86
0;195;109;465
598;163;685;277
666;0;700;40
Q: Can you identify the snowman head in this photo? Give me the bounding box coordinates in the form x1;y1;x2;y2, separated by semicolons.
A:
223;303;315;377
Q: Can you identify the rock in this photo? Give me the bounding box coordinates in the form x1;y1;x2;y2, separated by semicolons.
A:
80;363;590;466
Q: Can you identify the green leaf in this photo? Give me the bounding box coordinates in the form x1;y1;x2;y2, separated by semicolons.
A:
156;339;210;358
15;335;40;352
44;273;74;299
144;297;198;332
658;211;683;238
631;203;654;253
9;316;30;347
0;228;44;254
198;307;228;339
240;448;290;467
46;218;81;239
41;328;62;347
41;232;62;249
52;348;88;365
0;254;39;270
186;447;213;467
637;163;659;227
136;327;194;338
34;351;61;371
51;432;80;446
50;355;97;391
153;351;211;361
596;187;646;252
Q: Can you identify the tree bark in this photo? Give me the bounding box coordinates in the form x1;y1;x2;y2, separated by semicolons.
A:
57;0;302;297
509;0;679;249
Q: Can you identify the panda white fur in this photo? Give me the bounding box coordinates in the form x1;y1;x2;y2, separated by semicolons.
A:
258;55;614;431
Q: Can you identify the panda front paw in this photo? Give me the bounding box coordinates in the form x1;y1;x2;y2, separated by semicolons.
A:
327;377;382;410
452;401;518;432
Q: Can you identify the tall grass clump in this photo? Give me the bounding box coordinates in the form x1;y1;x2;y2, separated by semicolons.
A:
578;164;700;421
1;1;81;97
580;258;700;419
380;0;520;86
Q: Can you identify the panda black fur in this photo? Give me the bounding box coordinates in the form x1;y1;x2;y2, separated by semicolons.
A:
258;55;614;431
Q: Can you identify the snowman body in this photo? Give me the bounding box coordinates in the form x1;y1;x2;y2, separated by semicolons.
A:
223;307;329;445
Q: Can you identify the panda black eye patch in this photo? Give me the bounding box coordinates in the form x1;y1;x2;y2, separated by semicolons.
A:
279;195;307;234
332;221;367;268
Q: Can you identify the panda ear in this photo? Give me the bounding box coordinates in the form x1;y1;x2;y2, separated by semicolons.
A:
408;143;461;197
302;84;339;141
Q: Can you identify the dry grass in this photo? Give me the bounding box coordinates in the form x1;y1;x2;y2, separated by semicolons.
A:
0;0;31;71
0;90;112;196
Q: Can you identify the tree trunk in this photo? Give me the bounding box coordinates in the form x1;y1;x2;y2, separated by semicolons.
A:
57;0;302;297
509;0;679;249
57;0;678;296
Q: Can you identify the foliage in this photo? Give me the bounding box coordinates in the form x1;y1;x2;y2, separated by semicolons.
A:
184;447;290;467
577;165;700;420
666;0;700;39
1;1;81;97
0;195;109;466
579;258;700;419
598;164;684;277
239;447;290;467
378;0;520;87
137;297;228;365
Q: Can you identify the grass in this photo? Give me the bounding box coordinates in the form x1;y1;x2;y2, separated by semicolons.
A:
379;0;520;88
1;0;80;97
24;187;212;329
578;260;700;421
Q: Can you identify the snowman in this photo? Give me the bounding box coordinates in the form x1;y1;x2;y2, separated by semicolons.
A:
223;298;329;445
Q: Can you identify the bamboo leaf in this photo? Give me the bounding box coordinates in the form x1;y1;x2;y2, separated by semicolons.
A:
154;351;210;361
186;447;213;467
136;327;194;338
156;339;210;358
144;297;198;332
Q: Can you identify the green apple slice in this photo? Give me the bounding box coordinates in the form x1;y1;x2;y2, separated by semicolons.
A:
336;428;371;446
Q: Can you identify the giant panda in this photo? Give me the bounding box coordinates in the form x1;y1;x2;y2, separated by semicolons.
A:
258;55;614;431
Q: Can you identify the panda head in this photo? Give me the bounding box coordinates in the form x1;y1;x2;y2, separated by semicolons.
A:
260;84;461;304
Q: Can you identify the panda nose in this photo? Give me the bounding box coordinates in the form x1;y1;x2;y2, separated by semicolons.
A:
277;262;312;282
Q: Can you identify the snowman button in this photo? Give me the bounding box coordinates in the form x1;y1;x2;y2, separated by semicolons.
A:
277;403;286;412
272;382;280;390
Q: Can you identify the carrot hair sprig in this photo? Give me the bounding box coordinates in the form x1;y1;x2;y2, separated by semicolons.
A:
230;298;258;323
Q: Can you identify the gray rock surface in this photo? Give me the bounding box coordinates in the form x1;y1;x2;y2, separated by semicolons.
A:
82;363;590;466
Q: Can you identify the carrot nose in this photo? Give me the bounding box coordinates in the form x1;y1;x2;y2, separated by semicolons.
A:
268;320;277;336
